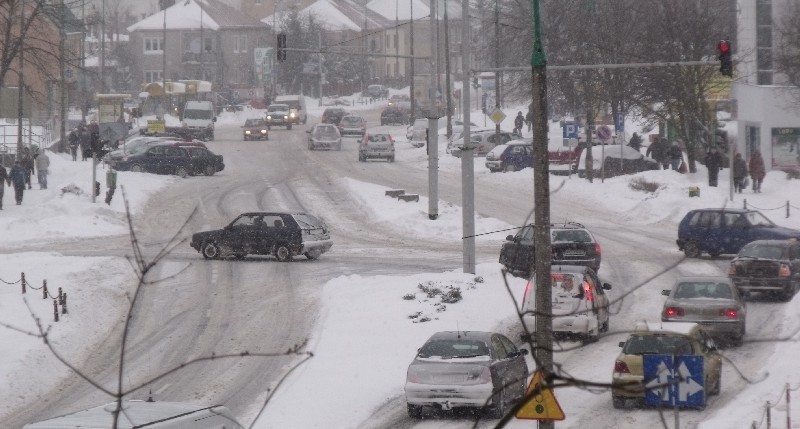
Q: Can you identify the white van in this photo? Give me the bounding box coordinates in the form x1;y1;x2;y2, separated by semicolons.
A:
23;400;243;429
274;95;307;124
182;100;216;140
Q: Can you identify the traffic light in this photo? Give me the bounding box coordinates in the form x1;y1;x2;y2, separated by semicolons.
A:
277;33;287;63
717;40;733;77
472;77;479;89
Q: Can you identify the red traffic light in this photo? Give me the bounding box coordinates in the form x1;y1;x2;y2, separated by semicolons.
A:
717;40;730;54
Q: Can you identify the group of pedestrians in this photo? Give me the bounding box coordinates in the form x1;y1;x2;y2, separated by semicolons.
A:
646;137;685;171
0;148;50;208
67;121;99;162
705;147;766;192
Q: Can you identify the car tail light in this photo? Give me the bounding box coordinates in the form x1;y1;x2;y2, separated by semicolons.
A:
584;282;593;301
523;280;533;306
406;366;421;383
720;308;738;319
613;360;630;374
594;243;601;257
728;263;737;276
779;264;791;277
664;307;684;318
478;367;492;384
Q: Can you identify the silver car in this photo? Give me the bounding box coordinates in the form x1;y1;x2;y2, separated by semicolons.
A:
358;133;395;162
338;115;366;137
404;331;529;418
661;276;746;346
266;103;294;130
307;124;342;151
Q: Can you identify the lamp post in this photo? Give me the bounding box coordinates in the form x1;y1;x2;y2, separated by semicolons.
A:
272;0;282;98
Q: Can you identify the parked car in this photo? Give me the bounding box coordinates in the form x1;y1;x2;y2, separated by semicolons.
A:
338;115;367;137
321;108;347;125
359;133;395;162
381;106;409;126
576;144;659;178
728;239;800;301
265;104;294;130
677;208;800;258
308;124;342;151
521;265;612;342
181;145;224;176
242;118;269;140
365;84;389;99
387;94;410;106
407;118;427;148
190;212;333;261
404;331;529;418
103;136;176;163
110;142;192;178
485;141;533;172
661;276;746;345
449;130;517;157
611;322;722;409
500;222;601;278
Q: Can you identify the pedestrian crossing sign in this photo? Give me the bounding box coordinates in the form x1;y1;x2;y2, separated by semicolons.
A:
515;370;566;420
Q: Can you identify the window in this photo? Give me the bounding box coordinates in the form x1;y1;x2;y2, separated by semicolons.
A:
144;37;163;53
144;71;163;83
255;0;262;4
491;336;508;359
234;35;247;53
756;0;773;85
698;211;721;228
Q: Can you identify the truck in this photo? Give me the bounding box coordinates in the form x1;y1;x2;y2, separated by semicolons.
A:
181;100;216;141
23;400;243;429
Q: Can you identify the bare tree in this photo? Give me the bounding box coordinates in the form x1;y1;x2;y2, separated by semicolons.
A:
774;1;800;106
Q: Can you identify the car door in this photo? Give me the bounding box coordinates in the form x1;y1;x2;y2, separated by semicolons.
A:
227;215;258;253
722;212;751;254
143;146;165;173
163;146;186;174
696;211;723;254
503;225;535;272
490;336;514;394
189;147;209;174
498;335;528;390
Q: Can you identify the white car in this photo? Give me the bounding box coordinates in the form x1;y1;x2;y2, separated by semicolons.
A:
308;124;342;151
407;119;427;148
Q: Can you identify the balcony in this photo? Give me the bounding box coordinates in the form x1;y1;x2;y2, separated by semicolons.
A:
182;51;218;65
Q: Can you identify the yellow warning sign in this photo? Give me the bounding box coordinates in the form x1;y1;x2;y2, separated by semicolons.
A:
515;370;565;420
489;108;506;125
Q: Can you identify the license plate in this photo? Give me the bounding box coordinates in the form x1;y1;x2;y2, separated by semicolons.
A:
563;250;586;256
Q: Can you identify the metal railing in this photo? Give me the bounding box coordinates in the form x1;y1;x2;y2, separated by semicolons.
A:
0;121;53;156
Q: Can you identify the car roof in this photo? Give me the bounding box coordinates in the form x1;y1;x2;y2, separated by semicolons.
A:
240;211;306;216
427;331;495;342
689;208;754;214
550;264;593;274
672;276;733;285
268;104;289;108
631;321;700;336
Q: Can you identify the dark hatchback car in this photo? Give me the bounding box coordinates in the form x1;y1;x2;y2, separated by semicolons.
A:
242;118;269;140
181;145;224;176
321;108;347;125
500;222;601;278
190;212;333;261
380;106;410;126
728;239;800;301
110;142;192;178
485;141;533;173
677;209;800;258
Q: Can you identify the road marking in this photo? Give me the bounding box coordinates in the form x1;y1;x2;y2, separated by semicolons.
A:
154;383;171;395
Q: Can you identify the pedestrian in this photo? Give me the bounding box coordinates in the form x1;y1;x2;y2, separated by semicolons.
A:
9;160;26;205
705;146;724;186
0;163;8;210
749;150;766;193
646;137;669;169
733;153;748;193
79;125;91;161
35;150;50;190
88;121;100;160
669;142;683;171
68;128;79;161
514;111;524;136
525;109;534;134
628;132;643;152
20;147;34;189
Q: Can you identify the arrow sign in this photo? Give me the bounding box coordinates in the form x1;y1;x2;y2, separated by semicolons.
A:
643;355;705;408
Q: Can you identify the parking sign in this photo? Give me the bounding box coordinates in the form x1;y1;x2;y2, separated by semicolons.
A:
563;123;579;139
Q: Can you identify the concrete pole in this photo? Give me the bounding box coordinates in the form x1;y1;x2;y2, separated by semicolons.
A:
427;0;438;220
81;0;87;123
494;0;500;142
461;0;474;274
318;31;323;100
100;0;105;91
17;0;25;156
59;2;67;152
409;0;415;123
444;1;452;139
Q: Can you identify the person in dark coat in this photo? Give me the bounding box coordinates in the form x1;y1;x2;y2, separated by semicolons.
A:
9;160;27;205
749;150;766;193
733;153;748;193
628;132;643;152
705;146;724;186
646;137;669;169
79;126;91;161
20;148;34;189
88;121;100;160
514;111;524;136
0;164;8;210
525;109;534;133
669;142;683;171
68;128;79;161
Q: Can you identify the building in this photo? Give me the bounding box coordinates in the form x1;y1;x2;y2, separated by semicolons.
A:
735;0;800;171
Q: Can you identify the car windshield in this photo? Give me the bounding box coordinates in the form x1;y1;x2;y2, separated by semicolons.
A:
127;144;153;155
314;126;339;139
184;109;212;120
293;214;324;229
368;134;389;142
417;339;490;359
268;105;288;113
245;119;265;126
739;243;786;259
745;211;775;227
674;281;733;299
623;334;694;355
552;229;592;243
551;273;587;299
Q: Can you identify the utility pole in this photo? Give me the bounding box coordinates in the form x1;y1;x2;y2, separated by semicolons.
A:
81;0;87;123
59;0;67;152
409;0;415;122
161;1;167;114
200;3;204;81
427;0;439;220
531;1;554;428
494;0;500;143
318;31;323;100
100;0;105;91
444;0;452;139
17;0;25;155
461;0;475;274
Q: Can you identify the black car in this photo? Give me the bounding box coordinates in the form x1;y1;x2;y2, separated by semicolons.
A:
500;222;601;278
190;212;333;261
321;108;347;125
728;239;800;301
181;145;224;176
110;142;192;178
380;106;409;126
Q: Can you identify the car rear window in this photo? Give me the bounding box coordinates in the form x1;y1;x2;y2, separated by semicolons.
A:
552;229;592;243
739;242;786;259
623;334;693;355
417;340;490;359
293;214;324;229
674;282;733;299
343;117;361;125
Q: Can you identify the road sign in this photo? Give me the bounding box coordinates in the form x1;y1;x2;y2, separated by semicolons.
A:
489;108;506;125
147;120;166;134
516;370;565;420
563;122;579;139
643;355;705;408
596;124;612;141
615;112;625;131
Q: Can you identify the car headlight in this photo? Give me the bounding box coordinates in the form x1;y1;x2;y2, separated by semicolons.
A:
284;115;288;119
245;130;251;134
267;115;272;120
261;129;267;134
290;112;296;118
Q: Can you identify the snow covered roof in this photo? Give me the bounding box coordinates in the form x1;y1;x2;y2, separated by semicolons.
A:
127;0;263;33
367;0;462;21
264;0;392;31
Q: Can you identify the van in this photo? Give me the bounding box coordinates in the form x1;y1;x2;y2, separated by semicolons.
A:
23;400;243;429
182;100;216;141
274;95;307;124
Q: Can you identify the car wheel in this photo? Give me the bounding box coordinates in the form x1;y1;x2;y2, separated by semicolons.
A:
407;404;422;419
201;242;220;260
130;164;144;173
601;318;610;333
305;249;321;260
204;165;216;176
612;395;626;409
175;167;188;178
275;243;292;262
709;250;721;258
505;164;517;173
358;154;366;162
287;124;292;130
683;241;701;258
232;253;246;260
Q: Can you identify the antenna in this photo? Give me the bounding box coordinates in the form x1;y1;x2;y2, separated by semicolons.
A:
146;389;155;402
457;321;461;339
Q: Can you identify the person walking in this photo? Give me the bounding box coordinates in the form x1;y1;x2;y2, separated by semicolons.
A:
705;146;723;186
35;150;50;190
646;137;669;169
21;148;34;189
514;111;525;136
749;150;766;193
669;142;683;171
68;128;79;161
628;132;643;152
79;125;91;161
733;153;748;193
9;160;26;205
0;163;8;210
525;109;534;134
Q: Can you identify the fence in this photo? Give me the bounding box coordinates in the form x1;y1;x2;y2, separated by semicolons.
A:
0;272;68;322
751;383;800;429
0;121;53;163
743;200;800;219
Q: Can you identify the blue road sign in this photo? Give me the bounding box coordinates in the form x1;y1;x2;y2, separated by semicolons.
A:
563;122;579;139
615;112;625;131
643;355;705;408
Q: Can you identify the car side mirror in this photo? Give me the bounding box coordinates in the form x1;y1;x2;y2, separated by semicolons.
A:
603;283;612;290
661;289;671;296
618;341;625;347
506;235;514;241
707;340;718;351
520;348;529;355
